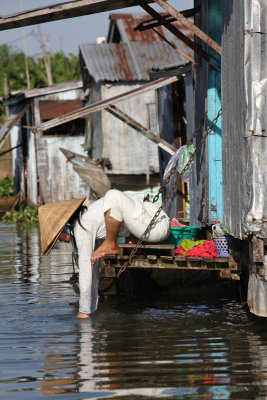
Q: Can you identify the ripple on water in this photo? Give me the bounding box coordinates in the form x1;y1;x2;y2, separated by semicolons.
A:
1;224;267;399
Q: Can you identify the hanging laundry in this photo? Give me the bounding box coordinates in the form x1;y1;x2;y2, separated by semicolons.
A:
163;144;195;185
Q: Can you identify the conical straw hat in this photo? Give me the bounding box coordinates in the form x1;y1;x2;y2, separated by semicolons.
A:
38;198;86;255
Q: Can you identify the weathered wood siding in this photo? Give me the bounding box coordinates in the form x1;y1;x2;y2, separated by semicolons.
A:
100;82;159;174
33;87;89;204
26;108;38;206
36;136;89;204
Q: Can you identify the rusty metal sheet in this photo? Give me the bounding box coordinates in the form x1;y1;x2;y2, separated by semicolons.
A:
39;100;84;121
247;271;267;317
80;41;188;82
108;12;194;48
5;81;83;102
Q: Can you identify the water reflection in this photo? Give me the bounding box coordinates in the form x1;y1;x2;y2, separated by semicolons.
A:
0;223;267;399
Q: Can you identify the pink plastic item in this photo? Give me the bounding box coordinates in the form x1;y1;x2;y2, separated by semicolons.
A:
170;218;187;228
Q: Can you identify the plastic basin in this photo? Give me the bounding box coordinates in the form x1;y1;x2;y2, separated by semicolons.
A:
164;226;202;247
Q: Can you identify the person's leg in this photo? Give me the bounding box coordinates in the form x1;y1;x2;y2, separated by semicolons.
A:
91;209;122;263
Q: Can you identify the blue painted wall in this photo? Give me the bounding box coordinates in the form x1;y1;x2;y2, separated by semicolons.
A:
207;0;223;224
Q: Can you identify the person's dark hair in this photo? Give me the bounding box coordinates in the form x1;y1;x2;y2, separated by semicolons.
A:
69;205;87;231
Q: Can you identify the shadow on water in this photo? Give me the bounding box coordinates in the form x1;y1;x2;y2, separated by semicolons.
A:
0;223;267;399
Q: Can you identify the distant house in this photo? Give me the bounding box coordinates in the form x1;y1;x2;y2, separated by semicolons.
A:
105;12;196;215
79;41;189;199
107;12;194;45
1;81;89;205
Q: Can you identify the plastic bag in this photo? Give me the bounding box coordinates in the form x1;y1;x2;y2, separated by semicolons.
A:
177;144;195;183
163;144;195;184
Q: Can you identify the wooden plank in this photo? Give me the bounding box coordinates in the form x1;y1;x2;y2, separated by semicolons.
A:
152;0;221;55
0;0;152;31
106;105;176;155
100;255;239;273
0;104;30;146
119;243;175;250
204;257;229;263
174;255;188;262
160;256;175;262
104;266;116;278
135;7;200;31
138;0;211;63
103;254;117;261
219;270;231;279
34;76;178;132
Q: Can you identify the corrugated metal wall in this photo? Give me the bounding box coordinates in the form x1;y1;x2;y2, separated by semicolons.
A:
34;87;89;204
36;136;89;204
9;104;25;198
26;108;38;205
222;0;246;239
222;0;266;239
187;0;209;227
243;0;267;239
100;82;160;174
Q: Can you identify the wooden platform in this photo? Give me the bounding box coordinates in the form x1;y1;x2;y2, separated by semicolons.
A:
101;244;240;280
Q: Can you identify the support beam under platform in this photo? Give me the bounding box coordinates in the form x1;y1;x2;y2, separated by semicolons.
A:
100;244;240;280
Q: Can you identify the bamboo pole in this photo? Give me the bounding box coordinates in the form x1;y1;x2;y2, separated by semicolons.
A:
37;25;53;86
3;77;9;118
20;0;30;89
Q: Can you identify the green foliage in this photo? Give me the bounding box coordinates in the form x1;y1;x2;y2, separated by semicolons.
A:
51;51;80;83
1;205;38;224
0;44;80;123
0;177;14;197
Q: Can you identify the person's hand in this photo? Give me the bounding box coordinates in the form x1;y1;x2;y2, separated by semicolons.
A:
77;312;89;318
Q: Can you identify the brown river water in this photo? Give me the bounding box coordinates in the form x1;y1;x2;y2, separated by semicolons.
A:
0;223;267;400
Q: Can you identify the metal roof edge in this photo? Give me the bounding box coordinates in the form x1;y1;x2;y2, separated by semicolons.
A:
4;80;83;103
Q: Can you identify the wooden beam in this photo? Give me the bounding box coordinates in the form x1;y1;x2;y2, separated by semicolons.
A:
106;105;176;155
152;0;221;55
33;76;178;132
149;59;193;79
0;0;151;31
134;7;201;31
151;27;196;65
138;0;211;62
0;103;30;146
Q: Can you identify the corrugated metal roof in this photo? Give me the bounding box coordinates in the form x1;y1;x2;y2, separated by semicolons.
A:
3;80;83;103
39;99;84;121
80;41;188;82
108;12;194;45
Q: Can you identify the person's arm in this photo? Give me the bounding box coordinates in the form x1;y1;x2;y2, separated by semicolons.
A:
74;222;99;318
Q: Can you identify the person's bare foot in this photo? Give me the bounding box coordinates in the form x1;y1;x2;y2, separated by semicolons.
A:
91;241;118;263
77;312;89;318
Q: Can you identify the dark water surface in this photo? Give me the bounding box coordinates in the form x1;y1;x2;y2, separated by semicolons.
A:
1;223;267;400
